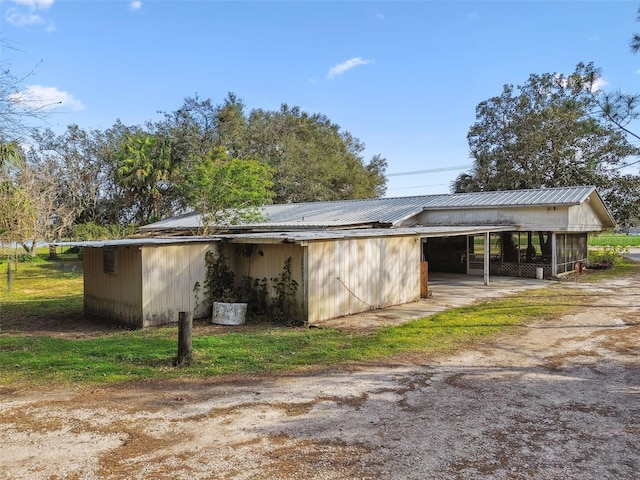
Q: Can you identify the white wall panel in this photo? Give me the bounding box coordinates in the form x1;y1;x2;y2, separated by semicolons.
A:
307;236;420;323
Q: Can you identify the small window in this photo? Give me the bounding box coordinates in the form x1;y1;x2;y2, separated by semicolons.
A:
103;248;117;275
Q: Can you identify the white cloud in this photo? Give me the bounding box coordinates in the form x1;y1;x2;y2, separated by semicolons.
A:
129;1;142;11
590;76;608;92
6;8;46;27
327;57;371;79
9;85;85;111
375;13;385;20
10;0;54;9
6;0;55;30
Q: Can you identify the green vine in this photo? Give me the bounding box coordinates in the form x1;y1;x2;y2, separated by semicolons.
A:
204;249;236;303
203;249;301;326
271;257;300;326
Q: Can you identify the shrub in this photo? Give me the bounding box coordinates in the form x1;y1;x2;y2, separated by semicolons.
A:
588;246;628;269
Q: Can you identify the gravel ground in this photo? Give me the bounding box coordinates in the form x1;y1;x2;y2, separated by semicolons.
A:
1;272;639;480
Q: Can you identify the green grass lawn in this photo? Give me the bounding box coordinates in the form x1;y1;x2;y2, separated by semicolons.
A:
1;252;637;388
588;233;640;247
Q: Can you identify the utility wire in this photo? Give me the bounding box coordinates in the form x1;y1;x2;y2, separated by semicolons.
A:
386;164;473;177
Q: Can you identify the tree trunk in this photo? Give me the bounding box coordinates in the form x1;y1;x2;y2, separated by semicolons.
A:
21;240;37;257
49;243;58;259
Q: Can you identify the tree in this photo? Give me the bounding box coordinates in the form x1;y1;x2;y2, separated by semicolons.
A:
245;104;387;202
14;124;131;254
157;94;388;206
0;141;24;173
453;72;639;226
180;147;274;235
631;6;640;54
0;181;36;246
599;174;640;229
115;131;176;224
572;62;640;146
0;44;51;144
0;140;30;252
568;9;640;150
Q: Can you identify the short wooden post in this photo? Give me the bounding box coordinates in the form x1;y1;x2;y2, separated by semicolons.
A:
175;311;193;366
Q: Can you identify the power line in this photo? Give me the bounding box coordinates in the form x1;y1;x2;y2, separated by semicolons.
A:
386;164;473;177
387;183;450;191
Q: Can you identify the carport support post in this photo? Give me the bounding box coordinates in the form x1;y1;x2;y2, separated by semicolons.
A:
551;233;558;277
483;232;490;286
175;311;193;366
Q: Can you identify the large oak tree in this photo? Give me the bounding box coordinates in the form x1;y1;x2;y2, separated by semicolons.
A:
453;71;640;226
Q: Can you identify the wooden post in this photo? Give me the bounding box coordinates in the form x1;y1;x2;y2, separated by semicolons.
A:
7;259;12;293
483;232;490;286
420;261;429;298
175;311;193;366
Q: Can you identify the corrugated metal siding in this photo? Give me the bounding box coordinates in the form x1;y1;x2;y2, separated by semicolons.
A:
567;203;607;232
418;206;570;230
141;243;215;327
306;236;420;322
84;246;143;327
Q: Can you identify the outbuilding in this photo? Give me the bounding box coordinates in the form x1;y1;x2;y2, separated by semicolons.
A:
70;186;615;328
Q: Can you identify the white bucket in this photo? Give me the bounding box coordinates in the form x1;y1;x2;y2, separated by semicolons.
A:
212;302;247;325
535;267;544;280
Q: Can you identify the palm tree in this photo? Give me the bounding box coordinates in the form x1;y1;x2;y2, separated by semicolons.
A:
116;133;173;222
0;141;25;173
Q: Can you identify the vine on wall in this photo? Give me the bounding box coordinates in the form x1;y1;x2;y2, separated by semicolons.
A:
203;248;301;325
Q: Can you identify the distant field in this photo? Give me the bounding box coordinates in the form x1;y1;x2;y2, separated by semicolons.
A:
589;234;640;247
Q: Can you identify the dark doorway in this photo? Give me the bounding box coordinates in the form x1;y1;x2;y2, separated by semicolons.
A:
423;236;467;274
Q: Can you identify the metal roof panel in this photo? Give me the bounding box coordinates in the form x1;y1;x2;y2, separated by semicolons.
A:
140;186;604;232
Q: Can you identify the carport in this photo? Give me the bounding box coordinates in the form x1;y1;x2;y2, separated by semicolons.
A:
420;227;513;286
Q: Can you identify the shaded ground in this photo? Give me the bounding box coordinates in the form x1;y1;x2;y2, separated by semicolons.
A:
1;270;639;479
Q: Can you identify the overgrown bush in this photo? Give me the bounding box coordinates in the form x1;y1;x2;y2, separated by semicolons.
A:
588;246;628;269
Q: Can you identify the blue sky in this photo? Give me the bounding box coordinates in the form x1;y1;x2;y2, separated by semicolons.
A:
1;0;639;196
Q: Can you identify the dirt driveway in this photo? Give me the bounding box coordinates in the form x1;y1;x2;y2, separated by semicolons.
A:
1;272;639;480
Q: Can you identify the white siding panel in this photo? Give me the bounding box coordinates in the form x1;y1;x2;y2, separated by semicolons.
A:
84;246;143;327
141;243;215;327
567;203;605;231
418;206;570;231
307;236;421;323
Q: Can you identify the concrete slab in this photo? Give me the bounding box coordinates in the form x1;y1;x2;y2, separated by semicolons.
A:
624;246;640;263
310;273;552;333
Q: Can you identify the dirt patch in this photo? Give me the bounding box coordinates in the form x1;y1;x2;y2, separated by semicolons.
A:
1;272;640;479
